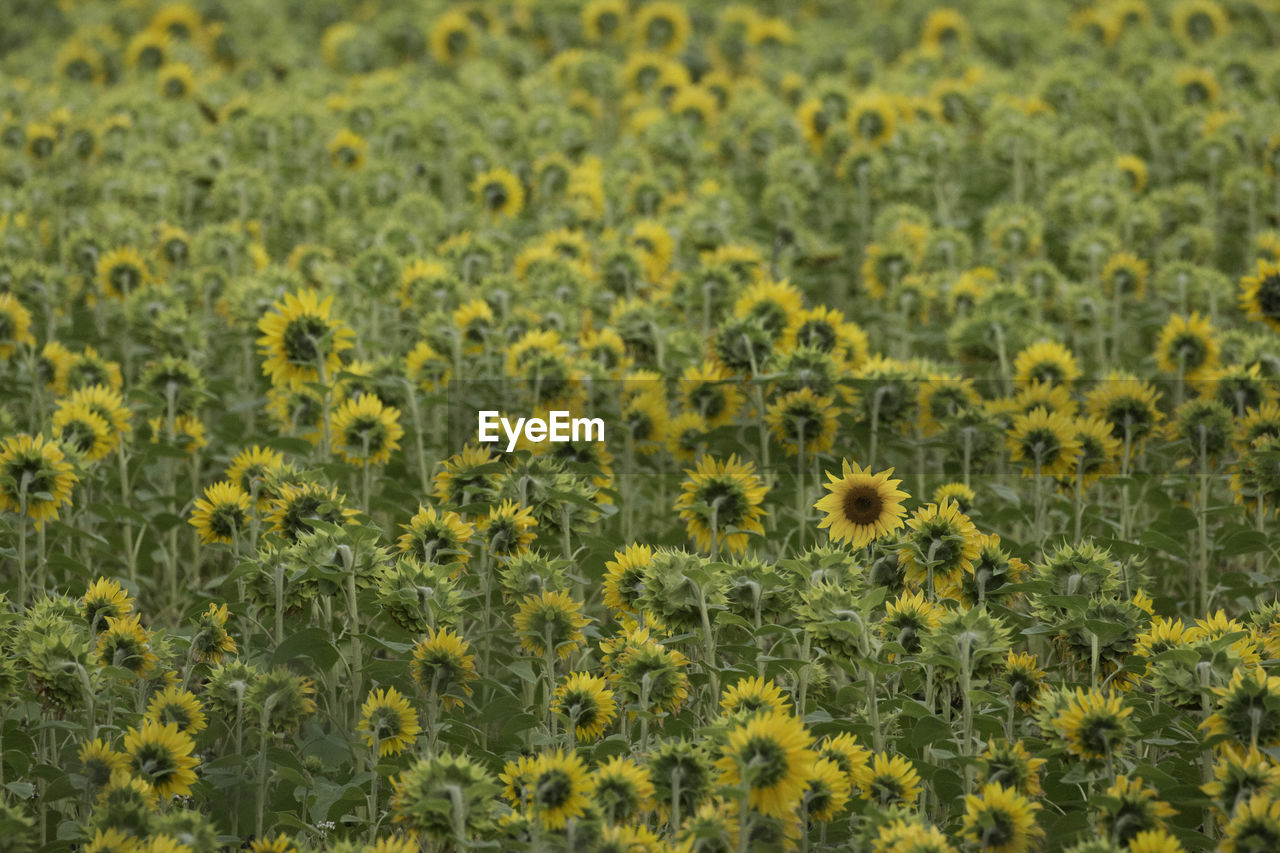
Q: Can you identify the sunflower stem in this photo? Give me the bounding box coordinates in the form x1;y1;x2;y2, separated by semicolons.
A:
368;739;381;844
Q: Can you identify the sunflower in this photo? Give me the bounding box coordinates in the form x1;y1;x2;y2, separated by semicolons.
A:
633;1;690;54
256;289;355;388
145;686;207;737
801;758;852;823
978;740;1047;798
1052;688;1132;762
918;376;980;435
602;543;653;618
1156;312;1219;380
514;590;590;660
1013;341;1081;388
932;482;976;513
248;836;300;853
191;603;237;664
848;92;898;148
898;500;980;595
188;481;251;545
1007;407;1082;479
678;362;744;428
959;782;1043;853
1116;154;1148;192
960;533;1028;608
480;499;537;557
327;129;367;169
1221;795;1280;853
122;720;199;798
82;577;133;631
766;388;839;457
1167;398;1234;465
146;414;207;454
581;0;626;42
472;169;524;220
51;400;114;462
357;687;422;757
225;445;285;509
551;672;617;741
397;505;473;567
1085;373;1163;450
157;62;196;99
404;341;452;390
1240;259;1280;332
0;433;78;526
608;632;691;716
920;7;971;50
1202;668;1280;749
1203;747;1280;821
1097;776;1177;846
591;757;654;824
530;750;594;830
429;9;476;65
62;347;123;393
96;247;152;300
673;454;768;556
733;279;804;341
855;753;923;808
79;738;129;790
125;28;171;70
266;481;355;542
720;676;791;717
817;733;871;788
410;626;477;709
1102;252;1150;300
813;461;910;549
96;614;158;676
0;293;34;358
1063;415;1122;488
331;394;403;467
881;589;944;654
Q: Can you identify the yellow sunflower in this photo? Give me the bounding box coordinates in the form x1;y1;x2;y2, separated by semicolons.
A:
813;461;910;549
122;720;199;798
0;433;78;526
715;711;816;819
357;687;422;757
673;454;768;555
256;289;356;388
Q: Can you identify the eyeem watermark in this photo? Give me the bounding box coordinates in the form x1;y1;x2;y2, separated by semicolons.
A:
477;410;605;452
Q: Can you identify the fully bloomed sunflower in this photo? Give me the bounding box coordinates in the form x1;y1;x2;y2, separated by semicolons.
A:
551;672;617;741
959;782;1044;852
357;686;422;757
410;626;477;709
813;460;909;549
0;433;78;526
188;481;251;545
256;289;355;388
715;711;816;819
529;750;594;830
673;454;768;555
122;720;199;798
331;394;403;466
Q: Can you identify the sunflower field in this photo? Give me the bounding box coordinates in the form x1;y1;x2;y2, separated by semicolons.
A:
7;0;1280;851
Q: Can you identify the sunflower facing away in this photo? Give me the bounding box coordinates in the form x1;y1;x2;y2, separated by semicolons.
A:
714;710;816;819
357;686;422;757
122;720;200;798
0;433;79;526
813;460;910;549
551;671;617;741
673;454;768;555
256;289;356;388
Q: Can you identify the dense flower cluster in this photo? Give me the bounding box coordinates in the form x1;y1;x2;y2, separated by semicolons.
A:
3;0;1280;851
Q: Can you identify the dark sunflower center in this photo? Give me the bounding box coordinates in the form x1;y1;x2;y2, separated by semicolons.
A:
691;385;727;419
841;485;884;526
